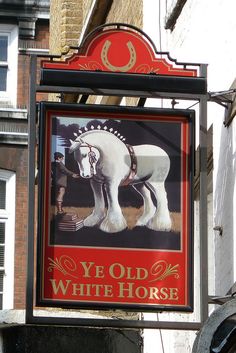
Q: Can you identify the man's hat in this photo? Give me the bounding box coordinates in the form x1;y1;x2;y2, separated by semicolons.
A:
54;152;64;159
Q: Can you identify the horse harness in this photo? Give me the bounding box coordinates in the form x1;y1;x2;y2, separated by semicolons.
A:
80;141;137;183
80;142;98;175
121;144;137;186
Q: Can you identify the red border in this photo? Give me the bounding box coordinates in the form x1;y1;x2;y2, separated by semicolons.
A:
37;105;193;311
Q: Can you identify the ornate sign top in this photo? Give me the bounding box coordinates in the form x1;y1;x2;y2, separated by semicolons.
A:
42;24;198;77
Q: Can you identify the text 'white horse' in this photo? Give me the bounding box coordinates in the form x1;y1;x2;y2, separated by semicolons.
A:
69;130;172;233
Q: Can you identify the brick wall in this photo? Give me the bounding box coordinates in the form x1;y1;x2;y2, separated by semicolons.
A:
106;0;143;28
5;19;49;309
50;0;83;54
17;20;49;108
0;146;28;308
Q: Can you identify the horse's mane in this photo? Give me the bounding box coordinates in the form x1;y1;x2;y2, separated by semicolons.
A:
69;127;127;153
77;125;126;141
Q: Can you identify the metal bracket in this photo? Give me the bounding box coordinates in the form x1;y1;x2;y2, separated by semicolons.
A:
208;89;236;126
208;89;236;108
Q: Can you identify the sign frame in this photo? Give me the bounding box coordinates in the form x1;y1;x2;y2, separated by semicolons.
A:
36;102;195;312
26;23;208;330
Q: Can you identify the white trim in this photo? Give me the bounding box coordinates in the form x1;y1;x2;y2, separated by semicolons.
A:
0;132;28;136
78;0;98;45
0;170;16;309
0;24;18;107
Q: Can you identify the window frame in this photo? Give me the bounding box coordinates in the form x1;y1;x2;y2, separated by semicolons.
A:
0;24;18;106
0;170;16;309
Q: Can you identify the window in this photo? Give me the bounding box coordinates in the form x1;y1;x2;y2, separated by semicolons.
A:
0;24;18;106
0;170;15;309
0;36;8;91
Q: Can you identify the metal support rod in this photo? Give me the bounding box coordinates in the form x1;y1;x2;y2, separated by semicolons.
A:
199;64;208;324
23;315;202;330
25;55;37;323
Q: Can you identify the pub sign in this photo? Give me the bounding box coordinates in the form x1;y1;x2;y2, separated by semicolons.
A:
37;102;194;312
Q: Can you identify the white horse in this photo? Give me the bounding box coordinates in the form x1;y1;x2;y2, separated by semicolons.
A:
69;129;172;233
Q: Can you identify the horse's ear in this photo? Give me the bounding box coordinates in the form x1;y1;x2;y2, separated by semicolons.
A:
69;137;84;153
69;141;80;153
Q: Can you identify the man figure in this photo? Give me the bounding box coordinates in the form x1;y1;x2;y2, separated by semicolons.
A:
51;152;79;214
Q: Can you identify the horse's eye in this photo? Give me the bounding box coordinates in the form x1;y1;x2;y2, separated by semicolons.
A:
81;153;87;158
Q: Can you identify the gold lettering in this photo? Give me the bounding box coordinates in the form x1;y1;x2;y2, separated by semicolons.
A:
118;282;134;298
109;263;125;279
126;267;136;280
159;287;169;300
135;286;148;299
80;261;94;278
50;279;71;295
95;265;105;278
104;285;114;297
149;287;159;299
169;288;179;300
72;283;92;296
91;284;104;296
136;267;148;280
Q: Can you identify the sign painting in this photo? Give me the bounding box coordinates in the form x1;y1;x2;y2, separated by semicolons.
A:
37;103;194;312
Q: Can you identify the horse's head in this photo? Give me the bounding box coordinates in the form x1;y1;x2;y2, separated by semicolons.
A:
69;138;100;178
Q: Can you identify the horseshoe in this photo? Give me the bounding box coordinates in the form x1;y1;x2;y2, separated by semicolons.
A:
101;40;136;72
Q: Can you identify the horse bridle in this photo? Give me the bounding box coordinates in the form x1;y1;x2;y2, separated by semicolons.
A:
80;142;98;176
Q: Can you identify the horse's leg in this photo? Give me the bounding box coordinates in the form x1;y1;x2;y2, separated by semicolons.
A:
99;181;127;233
146;181;172;231
83;179;106;227
132;183;156;226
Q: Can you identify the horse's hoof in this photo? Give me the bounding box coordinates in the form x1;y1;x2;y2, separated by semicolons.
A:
147;217;172;232
136;218;150;227
99;218;127;233
84;214;105;227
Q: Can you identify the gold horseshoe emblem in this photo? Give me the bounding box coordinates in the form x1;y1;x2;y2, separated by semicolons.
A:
101;40;136;72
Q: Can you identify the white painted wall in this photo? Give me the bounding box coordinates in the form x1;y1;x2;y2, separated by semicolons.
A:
143;0;236;351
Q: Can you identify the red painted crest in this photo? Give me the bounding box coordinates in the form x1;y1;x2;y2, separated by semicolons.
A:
42;25;197;77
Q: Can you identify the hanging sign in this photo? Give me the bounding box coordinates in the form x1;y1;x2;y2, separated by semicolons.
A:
37;102;194;312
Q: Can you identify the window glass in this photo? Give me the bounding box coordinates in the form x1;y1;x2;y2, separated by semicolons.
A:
0;245;4;267
0;67;7;91
0;223;5;244
0;180;6;209
0;36;8;61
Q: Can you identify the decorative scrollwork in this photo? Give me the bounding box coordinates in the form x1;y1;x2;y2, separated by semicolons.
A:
48;255;78;278
135;64;160;74
78;61;103;71
101;40;136;72
149;260;179;282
